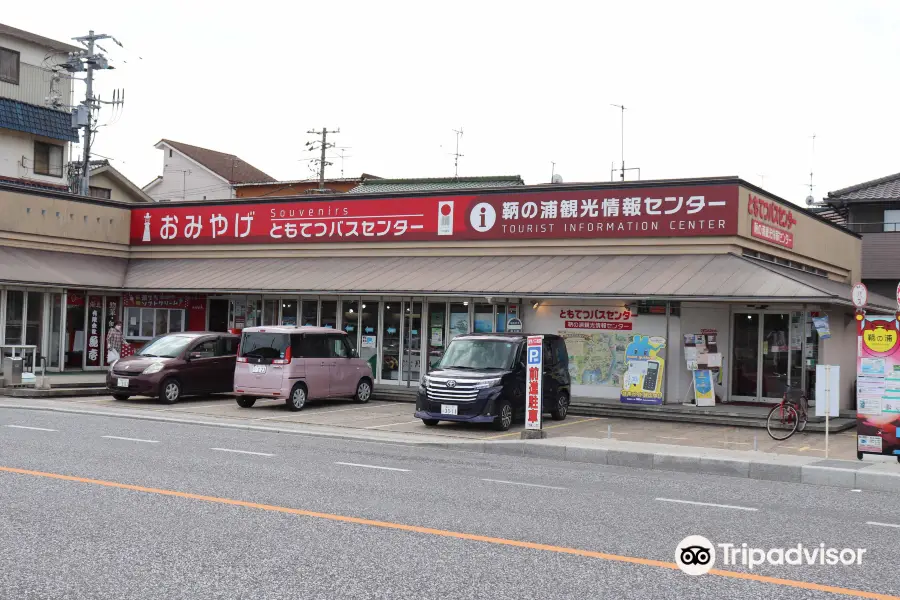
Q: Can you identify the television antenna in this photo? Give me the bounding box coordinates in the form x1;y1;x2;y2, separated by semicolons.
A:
805;133;816;205
610;104;640;182
451;127;463;178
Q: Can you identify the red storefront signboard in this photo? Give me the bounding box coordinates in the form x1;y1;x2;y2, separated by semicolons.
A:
751;219;794;249
104;298;120;366
130;185;739;246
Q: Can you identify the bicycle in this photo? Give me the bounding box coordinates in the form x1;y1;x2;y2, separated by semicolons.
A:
766;386;809;440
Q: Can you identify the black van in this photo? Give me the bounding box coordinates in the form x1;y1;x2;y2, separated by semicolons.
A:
415;333;570;431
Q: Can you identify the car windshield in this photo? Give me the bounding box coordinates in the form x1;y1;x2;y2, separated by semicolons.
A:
241;332;290;360
438;339;520;370
138;335;194;359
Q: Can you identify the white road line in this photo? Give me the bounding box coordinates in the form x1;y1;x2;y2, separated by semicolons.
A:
481;478;567;491
6;425;57;432
655;497;758;512
657;436;688;440
866;521;900;529
335;461;410;472
365;420;421;429
101;435;159;444
211;448;275;457
171;402;231;410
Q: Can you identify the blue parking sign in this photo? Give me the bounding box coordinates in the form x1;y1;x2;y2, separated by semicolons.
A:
528;346;541;365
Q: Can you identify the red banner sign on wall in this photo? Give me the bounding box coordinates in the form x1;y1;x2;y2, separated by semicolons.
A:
751;219;794;249
130;185;739;246
123;293;191;309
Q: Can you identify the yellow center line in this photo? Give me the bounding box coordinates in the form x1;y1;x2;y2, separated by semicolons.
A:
484;416;604;440
0;465;896;600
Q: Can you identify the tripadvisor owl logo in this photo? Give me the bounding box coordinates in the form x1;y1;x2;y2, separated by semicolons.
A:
676;535;716;576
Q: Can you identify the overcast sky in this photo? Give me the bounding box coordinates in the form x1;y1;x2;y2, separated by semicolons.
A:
6;0;900;203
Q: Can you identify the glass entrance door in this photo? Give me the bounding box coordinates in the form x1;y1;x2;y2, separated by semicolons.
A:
402;301;422;387
731;311;802;403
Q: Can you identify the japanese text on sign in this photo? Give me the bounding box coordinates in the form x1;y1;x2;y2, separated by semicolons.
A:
559;309;632;321
526;336;543;430
564;321;633;331
751;219;794;249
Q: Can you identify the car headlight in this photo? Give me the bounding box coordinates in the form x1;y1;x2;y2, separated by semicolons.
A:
108;360;117;372
142;362;164;375
473;378;502;390
419;375;430;391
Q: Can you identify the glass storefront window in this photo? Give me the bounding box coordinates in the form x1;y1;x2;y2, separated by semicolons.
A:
25;291;43;348
427;303;446;371
382;302;401;380
282;300;298;326
403;301;422;384
301;300;318;326
50;294;62;368
65;292;86;369
474;303;493;333
342;300;359;352
761;313;790;399
496;305;507;333
321;300;337;329
360;301;379;376
805;312;821;398
155;310;169;336
448;302;469;344
731;313;759;398
263;299;279;326
5;290;24;345
168;309;184;332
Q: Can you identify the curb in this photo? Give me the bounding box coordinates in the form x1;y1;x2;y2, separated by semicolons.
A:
1;402;897;492
435;438;900;493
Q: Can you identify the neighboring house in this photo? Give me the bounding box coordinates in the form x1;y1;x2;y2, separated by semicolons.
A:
234;174;381;198
820;172;900;298
348;175;524;194
143;139;275;202
0;23;80;191
88;161;153;203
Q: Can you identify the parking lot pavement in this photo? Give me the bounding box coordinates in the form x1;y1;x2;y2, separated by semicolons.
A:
15;393;868;460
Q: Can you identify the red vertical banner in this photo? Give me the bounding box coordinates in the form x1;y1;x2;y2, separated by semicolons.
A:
525;335;543;430
188;296;208;331
103;297;120;366
86;296;102;367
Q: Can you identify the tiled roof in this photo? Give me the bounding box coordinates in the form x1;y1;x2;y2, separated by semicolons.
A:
0;174;69;192
827;172;900;202
808;204;848;226
0;98;78;142
158;139;276;184
349;175;524;194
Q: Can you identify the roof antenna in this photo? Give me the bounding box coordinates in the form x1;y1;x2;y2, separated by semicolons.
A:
806;133;816;206
451;127;464;178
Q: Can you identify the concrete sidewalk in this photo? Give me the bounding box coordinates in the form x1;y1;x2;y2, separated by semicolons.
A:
1;398;897;493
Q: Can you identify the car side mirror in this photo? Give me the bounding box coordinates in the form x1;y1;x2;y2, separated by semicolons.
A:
351;349;359;358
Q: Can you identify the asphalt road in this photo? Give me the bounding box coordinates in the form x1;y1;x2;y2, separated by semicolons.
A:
1;407;898;600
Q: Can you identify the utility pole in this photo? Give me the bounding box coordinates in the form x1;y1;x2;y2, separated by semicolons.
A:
70;30;124;196
306;128;340;190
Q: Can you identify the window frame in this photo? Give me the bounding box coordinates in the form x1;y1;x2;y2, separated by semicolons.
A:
124;307;186;340
33;141;64;178
328;334;352;359
89;186;112;200
884;209;900;232
0;46;20;85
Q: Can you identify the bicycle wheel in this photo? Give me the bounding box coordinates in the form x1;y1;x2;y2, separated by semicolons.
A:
767;404;798;440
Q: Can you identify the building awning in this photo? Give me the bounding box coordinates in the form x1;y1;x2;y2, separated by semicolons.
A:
124;253;891;309
0;246;126;289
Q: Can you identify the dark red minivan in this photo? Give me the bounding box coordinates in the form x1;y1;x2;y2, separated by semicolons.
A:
107;332;239;403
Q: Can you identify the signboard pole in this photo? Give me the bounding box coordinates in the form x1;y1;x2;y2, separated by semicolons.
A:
825;365;830;459
521;335;546;439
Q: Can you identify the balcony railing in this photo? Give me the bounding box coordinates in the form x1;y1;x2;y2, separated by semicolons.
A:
844;222;900;234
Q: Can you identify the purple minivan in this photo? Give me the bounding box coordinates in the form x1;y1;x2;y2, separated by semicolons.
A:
233;326;374;411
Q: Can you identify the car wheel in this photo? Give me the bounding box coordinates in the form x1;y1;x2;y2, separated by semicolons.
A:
112;393;129;401
159;378;182;404
493;400;513;431
551;391;569;421
236;396;256;408
286;384;307;411
422;419;439;427
354;379;372;403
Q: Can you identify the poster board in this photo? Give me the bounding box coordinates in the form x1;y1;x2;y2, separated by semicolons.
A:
620;335;667;405
856;315;900;458
693;370;715;406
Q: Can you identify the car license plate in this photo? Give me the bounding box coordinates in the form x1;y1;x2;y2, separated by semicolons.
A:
252;365;267;374
441;404;458;415
116;378;129;388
